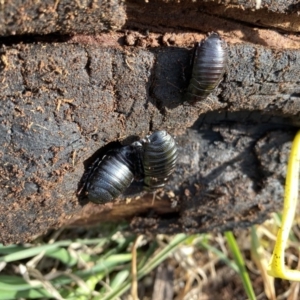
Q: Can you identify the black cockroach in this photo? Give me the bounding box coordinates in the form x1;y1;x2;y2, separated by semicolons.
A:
82;131;178;203
84;145;136;204
184;32;228;104
140;130;178;191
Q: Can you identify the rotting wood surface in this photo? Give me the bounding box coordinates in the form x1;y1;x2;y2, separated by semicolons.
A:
0;0;300;244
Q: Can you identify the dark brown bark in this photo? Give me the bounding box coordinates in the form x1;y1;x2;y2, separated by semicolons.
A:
0;0;300;244
0;0;126;36
126;0;300;34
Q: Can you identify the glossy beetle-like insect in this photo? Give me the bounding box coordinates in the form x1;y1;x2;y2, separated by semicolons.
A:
141;131;178;191
85;145;136;204
184;32;228;104
83;131;178;204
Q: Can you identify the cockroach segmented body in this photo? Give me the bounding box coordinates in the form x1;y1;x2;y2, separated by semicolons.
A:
82;131;178;203
184;32;228;104
85;146;136;204
141;130;178;191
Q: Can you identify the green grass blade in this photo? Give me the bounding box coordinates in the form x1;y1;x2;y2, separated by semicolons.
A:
0;245;26;254
45;248;78;266
0;275;39;291
137;240;158;269
199;240;239;272
110;269;130;289
101;233;189;300
0;288;52;300
51;254;132;286
225;231;256;300
0;244;59;262
0;275;52;299
0;239;111;263
0;253;132;299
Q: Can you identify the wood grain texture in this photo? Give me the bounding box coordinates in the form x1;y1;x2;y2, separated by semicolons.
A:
1;0;300;243
0;0;126;36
